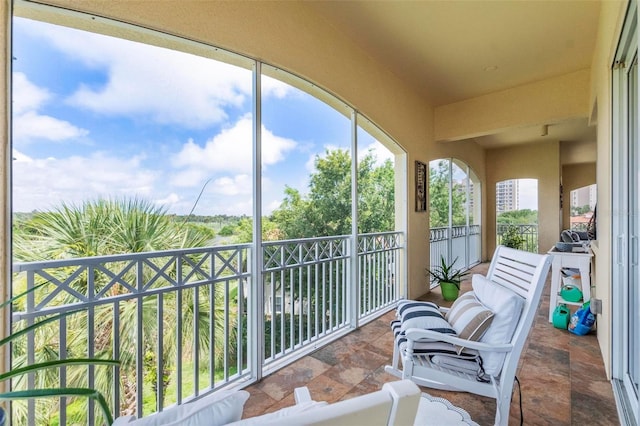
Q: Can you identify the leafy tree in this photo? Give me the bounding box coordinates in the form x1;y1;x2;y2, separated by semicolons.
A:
358;156;395;232
234;217;282;243
571;205;592;216
271;186;313;239
219;225;235;236
13;198;215;260
429;160;466;228
271;148;395;239
497;208;538;224
306;149;353;236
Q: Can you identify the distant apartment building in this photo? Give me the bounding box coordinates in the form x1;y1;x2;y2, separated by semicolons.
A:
569;184;597;231
496;179;519;213
451;178;477;216
571;184;597;210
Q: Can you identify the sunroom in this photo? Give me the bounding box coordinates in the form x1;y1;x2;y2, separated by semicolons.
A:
0;1;637;425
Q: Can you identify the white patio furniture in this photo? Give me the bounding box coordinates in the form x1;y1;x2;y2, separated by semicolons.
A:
385;245;551;426
414;392;479;425
113;379;422;426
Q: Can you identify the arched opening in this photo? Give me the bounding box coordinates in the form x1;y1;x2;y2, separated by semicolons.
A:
495;178;539;252
428;158;481;288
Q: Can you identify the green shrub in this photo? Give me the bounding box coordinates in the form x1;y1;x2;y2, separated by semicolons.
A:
501;225;525;249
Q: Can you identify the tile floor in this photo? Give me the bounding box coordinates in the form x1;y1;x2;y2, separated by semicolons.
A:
241;263;620;425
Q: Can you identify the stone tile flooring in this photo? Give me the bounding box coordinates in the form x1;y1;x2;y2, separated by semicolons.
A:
242;263;619;425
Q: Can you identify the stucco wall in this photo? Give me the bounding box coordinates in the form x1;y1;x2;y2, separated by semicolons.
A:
485;141;561;256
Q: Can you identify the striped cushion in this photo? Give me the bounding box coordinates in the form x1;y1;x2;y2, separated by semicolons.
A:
396;301;455;335
397;300;440;318
445;292;494;354
391;320;478;360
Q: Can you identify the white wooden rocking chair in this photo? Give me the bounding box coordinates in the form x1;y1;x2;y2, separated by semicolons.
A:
385;246;551;426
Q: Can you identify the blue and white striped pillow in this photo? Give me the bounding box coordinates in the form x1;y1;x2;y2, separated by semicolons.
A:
397;301;456;335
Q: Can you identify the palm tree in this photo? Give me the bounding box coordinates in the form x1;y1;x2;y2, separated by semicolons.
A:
11;198;239;423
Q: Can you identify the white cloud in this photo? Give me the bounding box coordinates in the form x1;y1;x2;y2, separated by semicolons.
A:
304;140;393;174
14;111;89;142
304;143;344;173
12;150;32;163
172;115;296;175
170;167;211;189
20;19;294;129
12;149;157;212
262;75;293;99
13;72;49;114
211;174;252;195
155;192;180;206
359;141;394;165
265;199;283;215
12;72;89;144
211;198;254;216
12;18;308;217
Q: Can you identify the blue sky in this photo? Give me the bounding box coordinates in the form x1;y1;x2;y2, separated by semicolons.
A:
12;17;391;216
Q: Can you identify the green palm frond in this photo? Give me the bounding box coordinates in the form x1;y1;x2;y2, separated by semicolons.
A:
0;311;70;347
0;359;120;382
0;388;113;425
0;282;48;309
3;282;120;425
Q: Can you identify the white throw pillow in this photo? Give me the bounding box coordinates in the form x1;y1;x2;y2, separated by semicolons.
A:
113;390;250;426
471;274;524;376
227;400;329;425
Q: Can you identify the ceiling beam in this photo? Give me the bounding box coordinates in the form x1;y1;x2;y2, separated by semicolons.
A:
434;69;591;143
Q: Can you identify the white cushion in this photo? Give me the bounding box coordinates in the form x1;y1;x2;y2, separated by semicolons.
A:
471;274;524;376
227;400;328;425
114;390;250;426
445;292;494;354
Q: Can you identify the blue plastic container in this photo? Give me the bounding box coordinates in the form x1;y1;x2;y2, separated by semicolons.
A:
568;302;596;335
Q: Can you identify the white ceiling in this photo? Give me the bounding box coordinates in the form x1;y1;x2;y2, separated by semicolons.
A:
308;1;601;151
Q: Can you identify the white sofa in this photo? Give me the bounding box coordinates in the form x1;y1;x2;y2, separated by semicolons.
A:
113;379;421;426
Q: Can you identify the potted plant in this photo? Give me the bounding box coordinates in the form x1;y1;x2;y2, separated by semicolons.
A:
426;256;468;301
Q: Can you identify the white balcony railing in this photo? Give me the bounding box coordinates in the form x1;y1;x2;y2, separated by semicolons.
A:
10;232;403;426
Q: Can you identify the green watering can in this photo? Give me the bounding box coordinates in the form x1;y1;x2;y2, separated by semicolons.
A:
553;303;571;330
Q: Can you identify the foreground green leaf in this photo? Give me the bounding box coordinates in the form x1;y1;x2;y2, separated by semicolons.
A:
0;388;113;425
